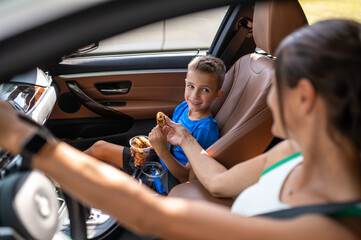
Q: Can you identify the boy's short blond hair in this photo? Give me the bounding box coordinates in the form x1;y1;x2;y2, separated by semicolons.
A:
188;55;226;90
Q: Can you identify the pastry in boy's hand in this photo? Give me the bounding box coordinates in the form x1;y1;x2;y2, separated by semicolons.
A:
157;112;167;128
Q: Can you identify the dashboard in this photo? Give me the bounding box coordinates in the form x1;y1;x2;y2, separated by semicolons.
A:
0;69;118;240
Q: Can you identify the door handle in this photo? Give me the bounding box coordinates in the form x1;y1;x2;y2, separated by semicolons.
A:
95;81;131;95
66;81;133;120
99;88;129;94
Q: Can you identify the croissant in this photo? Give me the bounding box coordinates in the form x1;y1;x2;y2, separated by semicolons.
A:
156;112;166;128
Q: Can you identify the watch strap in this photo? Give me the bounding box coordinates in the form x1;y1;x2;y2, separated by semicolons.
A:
18;114;53;169
20;132;48;162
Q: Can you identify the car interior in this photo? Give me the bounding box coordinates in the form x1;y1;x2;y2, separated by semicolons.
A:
0;0;345;239
168;0;308;207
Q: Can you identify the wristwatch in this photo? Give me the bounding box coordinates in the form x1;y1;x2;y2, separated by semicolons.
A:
20;131;49;164
18;114;54;168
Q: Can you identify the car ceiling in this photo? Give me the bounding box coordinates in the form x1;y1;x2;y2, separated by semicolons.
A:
0;0;262;81
0;0;103;41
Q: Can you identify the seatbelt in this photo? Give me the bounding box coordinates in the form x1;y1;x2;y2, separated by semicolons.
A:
259;200;361;219
221;17;253;68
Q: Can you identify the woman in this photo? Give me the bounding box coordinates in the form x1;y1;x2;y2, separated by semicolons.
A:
0;19;360;239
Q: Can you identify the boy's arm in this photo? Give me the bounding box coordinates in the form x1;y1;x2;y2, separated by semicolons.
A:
155;149;190;183
149;125;190;182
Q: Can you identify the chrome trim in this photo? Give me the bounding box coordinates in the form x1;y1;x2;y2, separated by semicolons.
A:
58;68;187;78
61;50;207;62
100;88;129;94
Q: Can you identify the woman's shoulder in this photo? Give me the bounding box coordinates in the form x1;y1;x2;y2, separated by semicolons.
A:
263;139;301;171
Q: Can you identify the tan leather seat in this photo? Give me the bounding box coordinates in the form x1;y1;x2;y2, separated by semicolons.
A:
168;0;308;205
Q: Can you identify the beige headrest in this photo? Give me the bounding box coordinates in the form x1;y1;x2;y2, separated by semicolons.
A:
253;0;308;56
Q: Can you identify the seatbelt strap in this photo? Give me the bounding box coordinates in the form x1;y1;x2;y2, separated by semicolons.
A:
259;200;361;219
221;17;252;67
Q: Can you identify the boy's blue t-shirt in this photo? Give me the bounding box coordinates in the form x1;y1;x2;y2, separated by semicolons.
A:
160;101;219;167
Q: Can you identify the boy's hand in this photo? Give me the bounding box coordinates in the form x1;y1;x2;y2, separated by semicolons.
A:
163;116;192;146
148;125;168;153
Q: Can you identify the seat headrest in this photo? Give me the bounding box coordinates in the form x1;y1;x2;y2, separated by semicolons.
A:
253;0;308;56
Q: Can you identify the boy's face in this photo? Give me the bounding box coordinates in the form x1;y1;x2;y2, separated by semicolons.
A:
184;70;223;115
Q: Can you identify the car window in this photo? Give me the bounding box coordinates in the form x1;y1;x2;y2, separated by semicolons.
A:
299;0;361;24
87;6;228;56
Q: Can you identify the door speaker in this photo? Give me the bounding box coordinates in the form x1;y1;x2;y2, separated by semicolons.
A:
57;92;81;113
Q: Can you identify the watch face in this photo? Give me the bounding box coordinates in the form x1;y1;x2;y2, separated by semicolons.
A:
21;132;48;167
25;133;47;154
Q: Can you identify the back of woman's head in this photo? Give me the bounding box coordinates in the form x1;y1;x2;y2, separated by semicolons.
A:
275;19;361;150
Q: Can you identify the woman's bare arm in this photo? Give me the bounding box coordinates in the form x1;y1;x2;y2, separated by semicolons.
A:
32;140;361;240
164;116;299;198
206;141;298;197
29;135;359;240
0;102;357;240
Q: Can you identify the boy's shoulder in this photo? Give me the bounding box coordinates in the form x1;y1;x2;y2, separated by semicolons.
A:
175;101;188;111
187;116;218;137
173;101;188;118
193;116;218;129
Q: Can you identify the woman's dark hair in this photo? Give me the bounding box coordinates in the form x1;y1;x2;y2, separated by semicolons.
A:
275;19;361;150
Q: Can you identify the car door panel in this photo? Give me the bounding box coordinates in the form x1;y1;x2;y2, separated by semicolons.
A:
50;71;186;120
47;70;186;149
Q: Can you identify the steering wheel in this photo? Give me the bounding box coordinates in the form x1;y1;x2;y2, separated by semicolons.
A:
0;113;88;240
0;170;88;239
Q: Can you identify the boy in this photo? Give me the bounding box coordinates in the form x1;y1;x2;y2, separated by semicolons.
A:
86;55;225;193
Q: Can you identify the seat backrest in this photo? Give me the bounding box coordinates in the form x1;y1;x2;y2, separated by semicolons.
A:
205;0;308;169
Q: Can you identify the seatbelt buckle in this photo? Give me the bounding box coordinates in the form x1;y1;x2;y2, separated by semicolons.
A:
238;16;253;30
